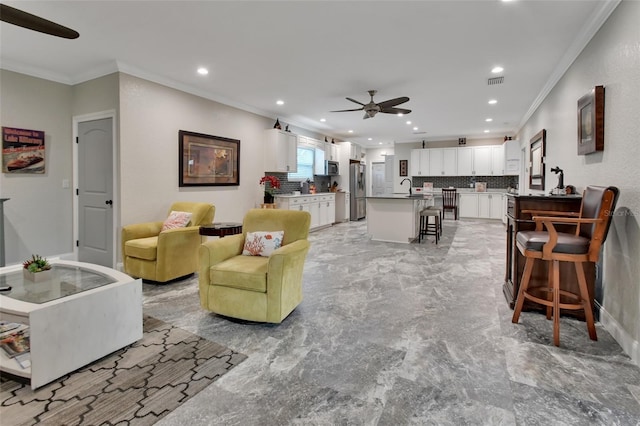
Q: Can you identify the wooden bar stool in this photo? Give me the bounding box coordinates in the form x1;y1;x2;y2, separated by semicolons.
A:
419;208;440;244
511;186;619;346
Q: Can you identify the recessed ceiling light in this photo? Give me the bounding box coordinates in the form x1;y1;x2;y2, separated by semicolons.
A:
484;130;490;133
397;113;404;117
379;142;383;145
197;67;209;75
413;127;418;131
276;100;284;105
491;66;504;74
320;118;326;122
488;99;498;105
368;138;373;141
485;118;493;122
348;130;353;133
406;121;412;125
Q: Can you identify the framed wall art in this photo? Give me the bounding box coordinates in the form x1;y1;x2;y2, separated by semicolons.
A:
179;130;240;187
577;85;604;155
2;127;45;174
529;129;546;191
399;159;408;177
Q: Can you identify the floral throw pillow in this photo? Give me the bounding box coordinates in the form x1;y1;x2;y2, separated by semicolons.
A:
242;231;284;257
161;211;192;231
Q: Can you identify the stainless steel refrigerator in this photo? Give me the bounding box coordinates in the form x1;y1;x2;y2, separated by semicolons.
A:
349;162;366;220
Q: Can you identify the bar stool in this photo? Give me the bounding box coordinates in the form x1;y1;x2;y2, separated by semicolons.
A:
419;208;440;244
425;196;443;237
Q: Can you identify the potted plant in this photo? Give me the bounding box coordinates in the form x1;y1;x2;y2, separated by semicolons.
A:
259;175;281;204
22;254;52;282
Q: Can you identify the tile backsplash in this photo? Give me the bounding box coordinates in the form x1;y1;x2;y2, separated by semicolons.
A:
413;175;518;190
262;172;333;194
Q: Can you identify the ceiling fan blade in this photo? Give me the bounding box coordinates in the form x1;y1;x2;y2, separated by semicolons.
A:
377;97;410;109
346;97;365;106
380;107;412;115
0;4;79;39
330;107;364;113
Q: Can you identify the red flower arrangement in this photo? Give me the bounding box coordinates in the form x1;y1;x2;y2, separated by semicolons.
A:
259;175;281;195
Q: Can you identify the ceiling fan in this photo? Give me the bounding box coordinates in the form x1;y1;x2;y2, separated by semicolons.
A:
331;90;411;119
0;4;79;39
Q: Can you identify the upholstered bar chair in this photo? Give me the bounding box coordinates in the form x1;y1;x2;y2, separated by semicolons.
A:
511;186;619;346
122;202;215;283
199;209;311;323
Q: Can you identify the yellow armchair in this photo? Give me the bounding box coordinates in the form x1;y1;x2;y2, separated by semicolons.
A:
122;202;215;283
199;208;311;323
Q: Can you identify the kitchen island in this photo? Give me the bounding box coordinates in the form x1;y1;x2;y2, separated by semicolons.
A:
366;194;434;243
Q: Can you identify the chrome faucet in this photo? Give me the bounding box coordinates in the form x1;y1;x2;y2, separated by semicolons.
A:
401;178;412;195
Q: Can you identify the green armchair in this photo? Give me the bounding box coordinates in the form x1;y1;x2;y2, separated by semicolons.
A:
199;208;311;323
122;202;215;283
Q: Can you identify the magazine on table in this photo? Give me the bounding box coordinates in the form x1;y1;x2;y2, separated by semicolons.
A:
0;321;29;340
0;328;31;358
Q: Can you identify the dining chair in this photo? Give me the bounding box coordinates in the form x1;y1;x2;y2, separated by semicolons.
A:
442;188;459;220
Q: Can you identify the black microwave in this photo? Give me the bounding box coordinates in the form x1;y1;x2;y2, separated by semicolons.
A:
325;160;339;175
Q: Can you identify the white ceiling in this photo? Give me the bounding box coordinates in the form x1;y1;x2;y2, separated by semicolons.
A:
0;1;619;148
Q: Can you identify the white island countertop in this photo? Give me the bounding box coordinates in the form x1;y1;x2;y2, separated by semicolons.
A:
366;195;435;244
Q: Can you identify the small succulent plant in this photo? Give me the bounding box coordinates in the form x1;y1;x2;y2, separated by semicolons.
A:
22;254;51;273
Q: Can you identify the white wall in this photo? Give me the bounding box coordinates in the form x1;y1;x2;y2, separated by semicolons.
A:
517;0;639;364
119;73;274;229
0;70;74;264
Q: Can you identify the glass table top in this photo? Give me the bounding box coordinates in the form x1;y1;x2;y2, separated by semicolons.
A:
0;265;117;304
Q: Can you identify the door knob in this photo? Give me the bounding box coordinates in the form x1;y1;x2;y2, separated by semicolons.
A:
105;200;113;205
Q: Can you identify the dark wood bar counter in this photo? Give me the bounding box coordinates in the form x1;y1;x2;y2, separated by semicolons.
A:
503;194;594;319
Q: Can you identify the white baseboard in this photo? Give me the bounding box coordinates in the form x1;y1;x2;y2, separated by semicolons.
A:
600;306;639;367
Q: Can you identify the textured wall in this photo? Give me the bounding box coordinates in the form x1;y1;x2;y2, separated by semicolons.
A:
517;0;640;363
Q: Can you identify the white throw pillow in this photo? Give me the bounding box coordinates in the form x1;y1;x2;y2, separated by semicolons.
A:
161;211;192;231
242;231;284;257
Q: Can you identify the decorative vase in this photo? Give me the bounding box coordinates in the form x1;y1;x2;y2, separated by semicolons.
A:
264;193;275;204
23;268;53;283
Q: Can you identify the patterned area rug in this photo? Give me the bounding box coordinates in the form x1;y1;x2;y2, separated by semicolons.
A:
1;315;246;425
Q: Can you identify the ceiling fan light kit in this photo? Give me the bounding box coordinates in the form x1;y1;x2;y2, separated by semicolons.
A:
331;90;411;119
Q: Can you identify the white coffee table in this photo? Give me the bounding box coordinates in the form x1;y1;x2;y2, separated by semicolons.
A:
0;260;142;389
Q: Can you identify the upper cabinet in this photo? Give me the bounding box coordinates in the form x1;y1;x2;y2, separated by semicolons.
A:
503;139;521;175
429;148;458;176
410;149;430;176
456;145;504;176
264;129;297;173
325;142;339;162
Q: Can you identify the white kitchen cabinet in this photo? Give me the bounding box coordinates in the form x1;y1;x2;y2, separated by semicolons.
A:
459;193;478;218
428;148;457;176
275;193;336;230
503;139;521;175
457;192;505;219
457;146;504;176
473;146;492;175
325;142;339;162
490;145;505;175
410;149;430;177
264;129;297;173
457;147;474;176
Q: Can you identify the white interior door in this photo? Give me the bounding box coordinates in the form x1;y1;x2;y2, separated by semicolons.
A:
372;162;385;195
77;118;114;267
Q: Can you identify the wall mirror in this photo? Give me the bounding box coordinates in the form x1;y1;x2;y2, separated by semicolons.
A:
529;129;546;190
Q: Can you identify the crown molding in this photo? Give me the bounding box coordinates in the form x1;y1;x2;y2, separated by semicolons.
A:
517;0;621;131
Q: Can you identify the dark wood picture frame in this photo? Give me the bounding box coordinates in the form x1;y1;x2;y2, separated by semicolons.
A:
529;129;546;191
577;85;604;155
179;130;240;187
399;159;408;177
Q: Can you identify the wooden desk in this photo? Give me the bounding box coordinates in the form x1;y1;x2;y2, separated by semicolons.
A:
503;194;593;320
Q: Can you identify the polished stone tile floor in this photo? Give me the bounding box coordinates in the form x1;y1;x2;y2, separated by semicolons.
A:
143;219;640;425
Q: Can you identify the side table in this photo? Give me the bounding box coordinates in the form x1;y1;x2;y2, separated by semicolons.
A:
199;222;243;238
